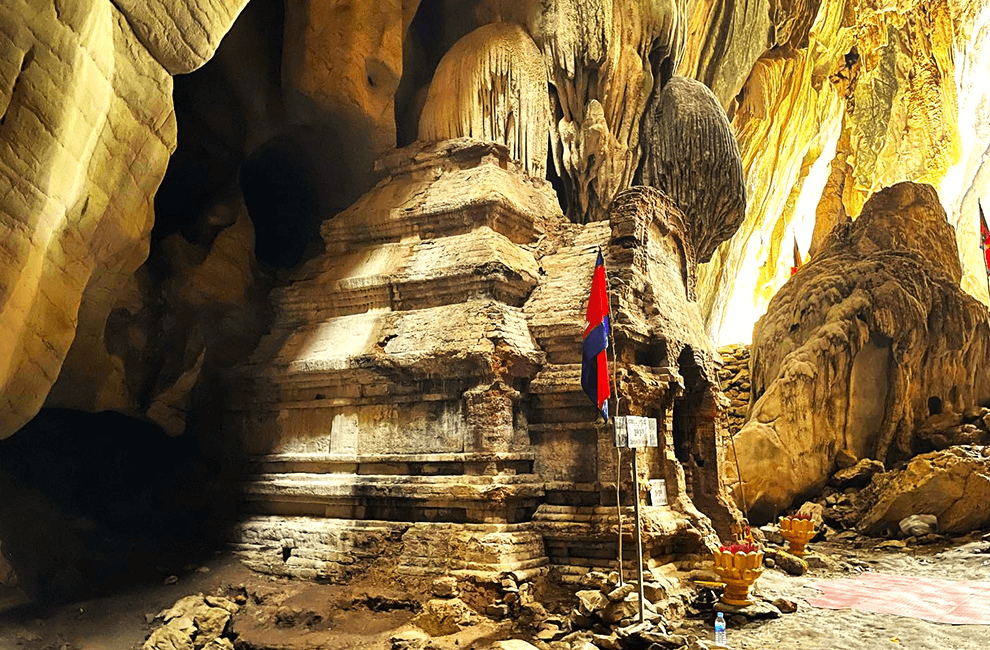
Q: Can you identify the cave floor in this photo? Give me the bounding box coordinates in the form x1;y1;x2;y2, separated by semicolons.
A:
0;532;988;650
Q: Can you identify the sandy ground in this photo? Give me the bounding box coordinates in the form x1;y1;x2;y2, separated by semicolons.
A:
1;532;988;650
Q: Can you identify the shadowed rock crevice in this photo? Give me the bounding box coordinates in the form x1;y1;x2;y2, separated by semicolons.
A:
0;409;237;604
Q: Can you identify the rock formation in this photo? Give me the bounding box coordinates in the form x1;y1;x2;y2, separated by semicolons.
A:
531;0;689;222
638;76;746;262
1;0;989;605
729;182;990;519
419;22;549;178
716;344;751;434
858;446;990;536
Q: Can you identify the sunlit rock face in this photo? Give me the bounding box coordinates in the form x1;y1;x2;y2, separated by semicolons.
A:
729;182;990;519
0;0;248;440
690;0;990;344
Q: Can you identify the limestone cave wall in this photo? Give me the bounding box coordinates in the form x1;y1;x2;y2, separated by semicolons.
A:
1;0;990;595
2;0;989;442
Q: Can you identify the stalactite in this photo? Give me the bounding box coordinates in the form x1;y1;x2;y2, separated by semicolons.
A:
418;22;549;178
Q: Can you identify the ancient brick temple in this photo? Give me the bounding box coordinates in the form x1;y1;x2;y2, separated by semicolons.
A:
226;138;737;581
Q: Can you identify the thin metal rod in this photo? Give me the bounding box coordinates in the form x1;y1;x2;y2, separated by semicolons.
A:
632;449;645;623
616;446;624;585
729;425;749;523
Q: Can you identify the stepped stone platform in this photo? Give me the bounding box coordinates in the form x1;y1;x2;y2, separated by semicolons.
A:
226;139;736;582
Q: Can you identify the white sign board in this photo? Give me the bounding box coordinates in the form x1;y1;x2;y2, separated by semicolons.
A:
649;479;668;506
613;416;658;448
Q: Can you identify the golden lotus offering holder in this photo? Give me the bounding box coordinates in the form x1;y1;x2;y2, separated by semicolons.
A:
779;516;816;557
712;547;764;606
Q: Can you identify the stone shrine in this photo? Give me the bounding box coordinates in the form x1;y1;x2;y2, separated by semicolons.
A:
226;138;736;581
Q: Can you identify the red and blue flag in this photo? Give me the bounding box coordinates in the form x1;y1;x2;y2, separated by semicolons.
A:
980;201;990;278
581;250;611;422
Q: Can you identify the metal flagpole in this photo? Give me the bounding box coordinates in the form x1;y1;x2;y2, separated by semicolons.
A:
632;448;645;623
600;246;624;586
598;245;644;621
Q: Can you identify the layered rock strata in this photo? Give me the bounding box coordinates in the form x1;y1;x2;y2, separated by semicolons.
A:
728;182;990;519
227;140;733;581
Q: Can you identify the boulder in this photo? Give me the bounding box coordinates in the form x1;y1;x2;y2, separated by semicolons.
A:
575;589;608;616
411;598;477;637
143;594;235;650
899;514;939;537
830;459;885;489
834;448;859;470
764;548;808;576
796;502;825;529
859;447;990;535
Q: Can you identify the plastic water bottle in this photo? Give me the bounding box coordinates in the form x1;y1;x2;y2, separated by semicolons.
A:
714;611;727;646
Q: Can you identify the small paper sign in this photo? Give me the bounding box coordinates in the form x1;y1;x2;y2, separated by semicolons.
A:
614;416;628;447
649;479;668;506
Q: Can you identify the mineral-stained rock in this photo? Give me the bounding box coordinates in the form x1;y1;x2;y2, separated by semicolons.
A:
575;589;608;615
112;0;250;74
281;0;418;196
143;594;235;650
638;77;746;262
834;448;859;470
693;0;986;344
727;183;990;519
858;447;990;536
531;0;689;222
0;1;174;439
763;548;807;576
0;0;266;440
412;598;477;637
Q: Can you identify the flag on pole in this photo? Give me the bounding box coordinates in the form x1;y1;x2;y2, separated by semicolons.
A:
980;201;990;279
582;250;611;422
790;235;802;276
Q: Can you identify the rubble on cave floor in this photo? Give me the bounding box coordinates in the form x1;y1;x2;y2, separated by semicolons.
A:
3;522;989;650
